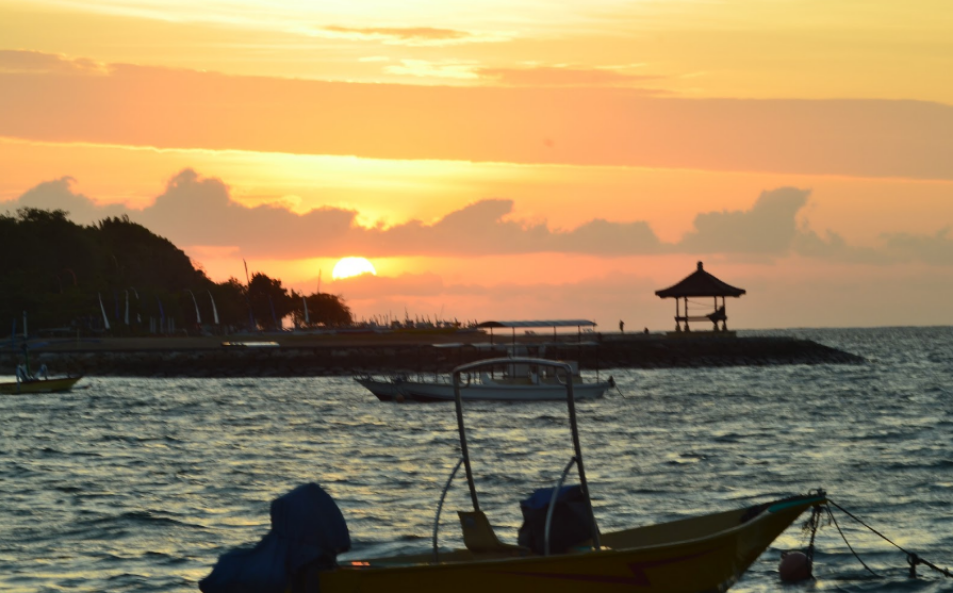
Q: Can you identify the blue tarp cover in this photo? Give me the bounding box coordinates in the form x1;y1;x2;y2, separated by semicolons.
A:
200;483;350;593
520;485;579;510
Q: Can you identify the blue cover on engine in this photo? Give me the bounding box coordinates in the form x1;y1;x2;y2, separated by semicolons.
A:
199;483;350;593
520;485;579;510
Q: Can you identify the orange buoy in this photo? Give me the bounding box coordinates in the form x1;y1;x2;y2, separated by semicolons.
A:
779;551;813;582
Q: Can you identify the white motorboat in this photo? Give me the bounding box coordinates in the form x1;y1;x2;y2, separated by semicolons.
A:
356;360;614;402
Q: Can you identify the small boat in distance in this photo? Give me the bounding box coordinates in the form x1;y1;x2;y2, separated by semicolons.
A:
201;357;828;593
356;359;614;402
0;374;82;395
1;338;82;395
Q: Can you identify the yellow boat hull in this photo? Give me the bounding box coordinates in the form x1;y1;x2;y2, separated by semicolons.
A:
318;494;825;593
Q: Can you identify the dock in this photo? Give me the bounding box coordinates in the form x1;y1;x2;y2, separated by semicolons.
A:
2;332;864;378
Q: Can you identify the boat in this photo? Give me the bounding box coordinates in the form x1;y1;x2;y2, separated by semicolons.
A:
1;340;82;394
0;374;82;395
201;357;827;593
356;359;614;402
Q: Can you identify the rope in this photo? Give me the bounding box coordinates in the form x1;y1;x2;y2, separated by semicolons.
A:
826;506;880;577
829;498;953;579
803;505;823;562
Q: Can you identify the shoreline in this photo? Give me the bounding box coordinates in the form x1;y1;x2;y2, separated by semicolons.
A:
3;333;865;378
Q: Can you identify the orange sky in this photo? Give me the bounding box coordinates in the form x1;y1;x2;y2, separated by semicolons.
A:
2;0;953;329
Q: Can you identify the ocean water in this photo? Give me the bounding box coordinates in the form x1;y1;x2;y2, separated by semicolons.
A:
2;326;952;592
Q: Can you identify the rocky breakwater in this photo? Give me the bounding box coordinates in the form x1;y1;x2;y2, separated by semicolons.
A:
7;334;865;378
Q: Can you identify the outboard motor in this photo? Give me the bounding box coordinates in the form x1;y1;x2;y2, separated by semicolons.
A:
517;484;594;555
200;483;350;593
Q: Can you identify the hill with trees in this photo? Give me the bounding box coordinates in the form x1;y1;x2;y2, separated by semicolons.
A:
0;208;351;336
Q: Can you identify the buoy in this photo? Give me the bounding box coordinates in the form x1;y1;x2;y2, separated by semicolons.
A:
779;550;813;582
395;394;405;403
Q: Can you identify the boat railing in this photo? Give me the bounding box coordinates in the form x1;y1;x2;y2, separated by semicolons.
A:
432;457;465;563
544;456;601;555
450;357;602;558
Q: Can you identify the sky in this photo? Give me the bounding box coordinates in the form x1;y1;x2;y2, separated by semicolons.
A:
2;0;953;330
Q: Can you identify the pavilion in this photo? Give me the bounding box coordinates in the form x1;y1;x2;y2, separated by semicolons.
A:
655;262;746;332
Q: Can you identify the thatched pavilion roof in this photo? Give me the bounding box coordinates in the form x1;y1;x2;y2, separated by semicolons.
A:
655;262;746;298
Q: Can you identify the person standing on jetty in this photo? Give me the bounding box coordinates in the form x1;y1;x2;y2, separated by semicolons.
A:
619;320;624;333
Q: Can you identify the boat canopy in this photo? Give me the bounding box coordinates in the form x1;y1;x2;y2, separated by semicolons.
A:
476;320;596;329
475;320;597;344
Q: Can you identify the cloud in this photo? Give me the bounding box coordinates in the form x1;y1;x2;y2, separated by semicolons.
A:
557;219;663;255
0;50;107;75
7;170;662;258
880;228;953;266
10;171;953;268
3;52;952;179
791;228;885;265
478;66;660;88
678;187;809;254
384;60;480;80
316;25;509;46
10;176;126;220
138;169;360;256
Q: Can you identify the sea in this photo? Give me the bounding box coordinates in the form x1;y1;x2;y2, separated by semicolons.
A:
2;326;952;593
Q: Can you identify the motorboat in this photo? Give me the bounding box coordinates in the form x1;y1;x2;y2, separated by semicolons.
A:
0;374;82;395
356;359;614;402
201;357;827;593
1;354;81;395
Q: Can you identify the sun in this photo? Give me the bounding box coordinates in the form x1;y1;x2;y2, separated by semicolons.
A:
332;256;377;280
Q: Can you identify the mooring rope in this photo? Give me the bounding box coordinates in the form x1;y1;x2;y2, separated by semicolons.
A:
828;498;953;579
825;505;880;577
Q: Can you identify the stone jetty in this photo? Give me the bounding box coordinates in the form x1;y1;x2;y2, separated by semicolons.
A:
3;332;864;378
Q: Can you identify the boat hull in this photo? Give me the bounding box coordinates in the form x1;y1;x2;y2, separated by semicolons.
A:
356;377;610;402
0;376;82;395
320;494;825;593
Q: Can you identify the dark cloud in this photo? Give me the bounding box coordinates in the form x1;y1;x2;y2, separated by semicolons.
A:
133;174;664;257
11;176;126;221
792;228;884;264
880;228;953;265
138;169;359;255
678;187;808;254
9;171;953;267
558;219;663;255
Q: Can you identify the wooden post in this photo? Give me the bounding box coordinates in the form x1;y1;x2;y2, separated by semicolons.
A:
684;297;690;331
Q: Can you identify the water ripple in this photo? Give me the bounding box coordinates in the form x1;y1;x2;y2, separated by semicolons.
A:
1;328;952;592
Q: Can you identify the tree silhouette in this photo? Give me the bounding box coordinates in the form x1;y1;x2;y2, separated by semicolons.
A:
294;291;353;328
0;208;354;336
247;272;294;331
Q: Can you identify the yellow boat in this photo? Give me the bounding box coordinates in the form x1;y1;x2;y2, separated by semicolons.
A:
0;375;82;394
317;494;826;593
201;357;826;593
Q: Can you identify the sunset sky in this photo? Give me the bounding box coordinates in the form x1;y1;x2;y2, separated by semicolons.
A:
3;0;953;330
